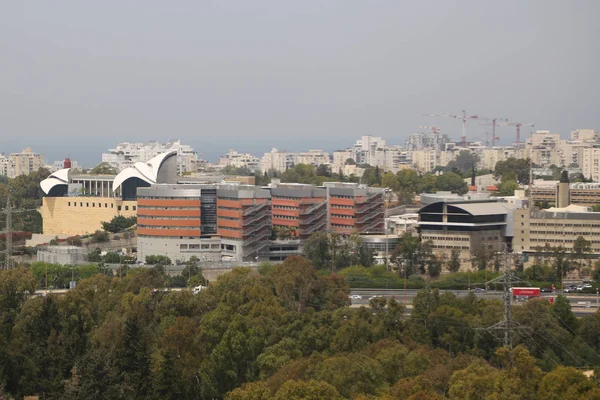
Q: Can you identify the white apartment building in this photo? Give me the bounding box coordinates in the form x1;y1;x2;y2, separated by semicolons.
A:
102;140;198;175
297;149;330;167
571;129;599;142
581;147;600;182
0;154;9;177
477;147;517;171
218;150;261;171
412;149;438;173
260;148;299;173
332;150;356;173
6;148;45;178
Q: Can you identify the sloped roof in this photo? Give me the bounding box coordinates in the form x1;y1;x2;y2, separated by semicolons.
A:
40;168;70;194
113;150;176;192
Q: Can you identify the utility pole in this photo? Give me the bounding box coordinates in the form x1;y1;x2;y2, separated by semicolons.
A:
479;248;529;366
4;191;13;269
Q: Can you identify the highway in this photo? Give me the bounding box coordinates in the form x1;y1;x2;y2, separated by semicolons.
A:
33;287;600;316
349;289;600;316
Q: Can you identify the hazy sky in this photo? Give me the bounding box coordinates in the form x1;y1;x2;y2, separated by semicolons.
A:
1;1;598;165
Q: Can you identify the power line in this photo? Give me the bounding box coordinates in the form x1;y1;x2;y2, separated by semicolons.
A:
477;247;530;366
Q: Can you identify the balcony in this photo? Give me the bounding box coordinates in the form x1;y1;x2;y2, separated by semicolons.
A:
301;219;327;235
242;202;270;217
356;209;384;224
242;212;270;227
300;201;326;215
243;219;271;237
299;209;327;226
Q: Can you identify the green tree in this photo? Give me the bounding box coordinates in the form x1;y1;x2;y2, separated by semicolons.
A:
101;215;137;233
552;295;578;332
89;162;117;175
494;158;531;184
572;236;592;275
436;172;468;195
538;366;596;399
445;151;479;176
274;380;342;400
497;180;520;196
448;249;461;273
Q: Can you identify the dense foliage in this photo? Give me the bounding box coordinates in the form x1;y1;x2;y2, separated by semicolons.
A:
101;215;138;233
1;257;600;399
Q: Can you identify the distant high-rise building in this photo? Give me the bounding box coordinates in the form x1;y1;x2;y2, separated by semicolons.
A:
218;149;261;171
260;148;299;174
102;139;199;175
6;148;45;178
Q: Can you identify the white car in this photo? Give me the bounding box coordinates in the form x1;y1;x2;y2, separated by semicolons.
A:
349;294;362;300
369;295;383;301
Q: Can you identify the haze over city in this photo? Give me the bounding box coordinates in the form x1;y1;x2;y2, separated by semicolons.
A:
1;1;598;163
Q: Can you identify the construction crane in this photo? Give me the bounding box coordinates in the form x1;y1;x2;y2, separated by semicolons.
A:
502;121;535;145
478;117;507;147
423;110;481;147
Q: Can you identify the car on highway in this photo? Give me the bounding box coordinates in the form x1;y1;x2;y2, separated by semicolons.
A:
369;295;383;301
563;285;577;293
349;294;362;300
472;287;485;293
540;287;553;293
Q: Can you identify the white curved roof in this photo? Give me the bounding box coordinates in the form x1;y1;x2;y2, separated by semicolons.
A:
113;151;176;192
40;168;71;194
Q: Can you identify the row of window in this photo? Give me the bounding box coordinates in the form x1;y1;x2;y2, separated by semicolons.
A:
422;236;469;242
67;201;135;211
138;225;199;230
218;226;242;231
140;196;201;200
272;215;300;220
431;244;470;250
530;223;600;228
180;243;221;250
139;206;199;210
218;206;241;211
331;214;355;219
138;216;198;220
530;231;600;236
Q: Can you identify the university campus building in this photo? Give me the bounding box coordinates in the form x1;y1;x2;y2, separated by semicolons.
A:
39;152;385;263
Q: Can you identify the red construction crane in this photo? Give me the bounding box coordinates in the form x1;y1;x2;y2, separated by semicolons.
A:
423;110;480;147
418;125;441;135
478;117;507;147
502;121;535;145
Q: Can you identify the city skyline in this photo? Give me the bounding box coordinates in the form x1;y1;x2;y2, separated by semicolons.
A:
1;1;599;163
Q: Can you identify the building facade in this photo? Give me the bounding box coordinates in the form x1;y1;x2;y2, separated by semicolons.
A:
271;184;328;239
418;200;512;269
325;183;385;235
218;150;261;171
6;148;45;178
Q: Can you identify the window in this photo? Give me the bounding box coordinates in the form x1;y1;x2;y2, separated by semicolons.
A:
105;203;108;208
68;202;71;206
125;206;129;211
133;206;137;211
111;204;114;208
180;244;188;249
118;206;122;211
86;202;89;207
92;203;95;207
80;202;83;207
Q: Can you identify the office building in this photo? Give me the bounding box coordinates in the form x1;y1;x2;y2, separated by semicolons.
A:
324;182;385;235
271;184;328;239
417;200;513;269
